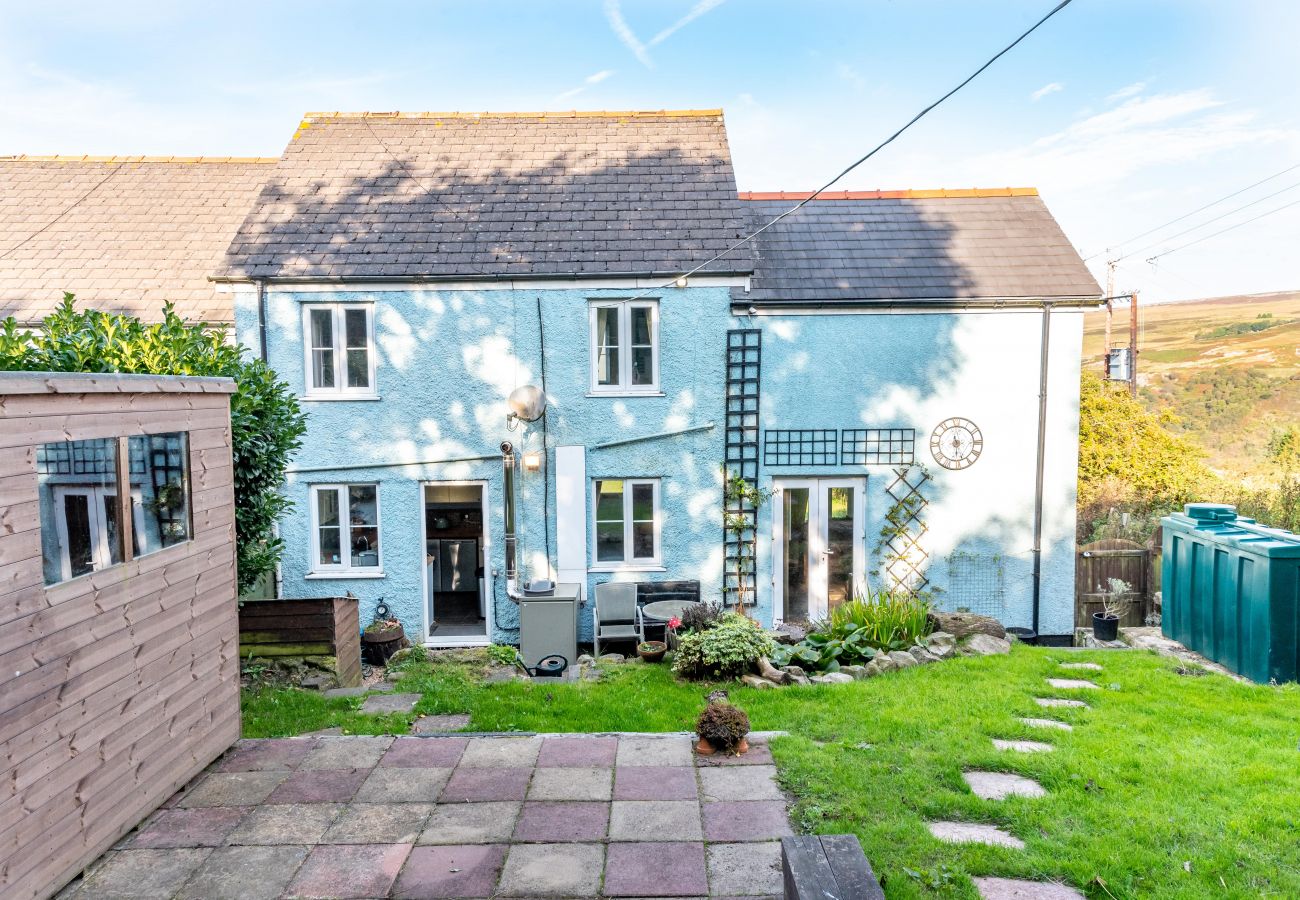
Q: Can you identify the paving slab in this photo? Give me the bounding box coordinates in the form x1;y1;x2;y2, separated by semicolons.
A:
359;692;421;714
175;845;308;900
992;739;1054;754
514;800;610;842
698;766;784;802
1059;662;1103;671
77;849;213;899
1019;717;1073;731
300;735;393;770
604;841;709;897
285;842;411;899
616;734;694;767
609;800;704;841
1045;678;1099;690
411;713;472;734
459;735;543;768
322;803;433;844
696;739;775;766
226;803;342;846
614;765;700;800
440;766;533;802
973;876;1086;899
497;842;605;896
127;807;248;848
702;801;793;841
381;735;469;767
418;802;521;844
267;768;368;804
215;738;316;772
963;771;1047;800
527;765;613;801
928;821;1025;849
1034;697;1089;709
537;734;619;767
355;766;452;802
706;842;784;897
176;771;286;808
393;844;507;899
322;686;368;698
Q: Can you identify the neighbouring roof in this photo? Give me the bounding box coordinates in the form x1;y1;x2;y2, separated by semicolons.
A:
0;157;275;323
216;110;755;282
737;189;1101;305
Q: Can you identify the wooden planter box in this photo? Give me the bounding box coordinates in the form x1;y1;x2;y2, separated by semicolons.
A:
238;597;362;687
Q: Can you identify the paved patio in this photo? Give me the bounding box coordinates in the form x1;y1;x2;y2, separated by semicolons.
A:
58;733;791;899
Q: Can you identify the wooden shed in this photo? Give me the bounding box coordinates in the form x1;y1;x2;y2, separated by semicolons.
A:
0;372;240;899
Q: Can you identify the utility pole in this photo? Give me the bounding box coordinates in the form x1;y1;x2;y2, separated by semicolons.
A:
1128;290;1139;398
1104;259;1115;377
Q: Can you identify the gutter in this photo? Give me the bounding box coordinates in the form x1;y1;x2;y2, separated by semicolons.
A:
1030;302;1055;636
731;296;1104;313
211;268;754;286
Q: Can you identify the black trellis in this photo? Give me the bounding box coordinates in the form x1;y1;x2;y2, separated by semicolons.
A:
881;467;931;596
723;329;761;605
763;430;838;466
842;428;916;465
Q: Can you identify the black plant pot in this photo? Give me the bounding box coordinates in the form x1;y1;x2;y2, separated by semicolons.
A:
1092;613;1120;642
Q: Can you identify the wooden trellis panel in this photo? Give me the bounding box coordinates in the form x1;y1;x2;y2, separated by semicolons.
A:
723;329;761;605
882;467;931;596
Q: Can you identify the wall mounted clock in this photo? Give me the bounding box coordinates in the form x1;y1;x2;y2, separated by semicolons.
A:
930;417;983;470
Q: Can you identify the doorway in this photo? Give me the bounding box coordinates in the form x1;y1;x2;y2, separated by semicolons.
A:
772;477;866;623
422;481;490;644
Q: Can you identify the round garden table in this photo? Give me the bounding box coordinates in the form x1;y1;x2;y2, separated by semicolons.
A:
641;599;702;644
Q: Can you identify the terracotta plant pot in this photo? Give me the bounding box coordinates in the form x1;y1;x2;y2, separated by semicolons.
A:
735;736;750;755
637;641;668;663
695;737;716;756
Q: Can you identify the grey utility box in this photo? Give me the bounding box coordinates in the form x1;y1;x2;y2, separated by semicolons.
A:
519;582;580;671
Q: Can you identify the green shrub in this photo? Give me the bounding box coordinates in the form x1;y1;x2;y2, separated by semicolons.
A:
679;600;726;634
695;703;750;752
672;613;776;681
771;590;932;672
0;295;307;592
487;644;519;666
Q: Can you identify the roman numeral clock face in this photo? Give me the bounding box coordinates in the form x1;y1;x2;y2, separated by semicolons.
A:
929;417;983;470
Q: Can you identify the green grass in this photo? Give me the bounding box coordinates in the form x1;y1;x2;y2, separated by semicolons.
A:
241;647;1300;898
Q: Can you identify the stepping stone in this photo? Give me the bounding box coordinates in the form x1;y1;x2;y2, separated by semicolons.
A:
1018;717;1073;732
973;875;1085;898
321;686;367;699
411;713;471;734
1035;697;1088;709
359;693;420;715
928;821;1025;849
963;771;1046;800
1059;662;1102;671
1045;678;1099;690
369;681;398;692
992;739;1053;754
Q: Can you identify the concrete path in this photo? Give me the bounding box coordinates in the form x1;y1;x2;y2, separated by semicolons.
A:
59;733;791;899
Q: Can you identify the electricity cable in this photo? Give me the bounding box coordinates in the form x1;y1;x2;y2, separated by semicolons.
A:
1145;197;1300;264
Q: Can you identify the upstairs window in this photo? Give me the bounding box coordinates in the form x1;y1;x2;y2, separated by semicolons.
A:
589;300;659;394
304;304;375;397
592;478;660;567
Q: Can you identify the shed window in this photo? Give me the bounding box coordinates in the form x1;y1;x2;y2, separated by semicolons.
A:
304;304;375;396
589;300;659;393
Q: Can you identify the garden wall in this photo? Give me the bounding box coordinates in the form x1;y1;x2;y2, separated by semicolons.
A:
0;372;240;899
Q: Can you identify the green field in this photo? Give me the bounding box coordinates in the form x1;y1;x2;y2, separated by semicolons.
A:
1083;291;1300;479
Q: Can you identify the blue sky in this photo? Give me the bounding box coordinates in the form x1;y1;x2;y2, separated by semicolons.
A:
3;0;1297;302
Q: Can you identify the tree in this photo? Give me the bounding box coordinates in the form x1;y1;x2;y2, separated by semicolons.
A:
0;294;307;592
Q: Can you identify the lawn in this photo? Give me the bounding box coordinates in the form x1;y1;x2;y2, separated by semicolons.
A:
241;646;1300;899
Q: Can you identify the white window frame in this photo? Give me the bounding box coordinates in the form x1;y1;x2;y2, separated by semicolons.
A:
307;483;385;577
302;303;378;399
588;299;660;395
589;478;662;570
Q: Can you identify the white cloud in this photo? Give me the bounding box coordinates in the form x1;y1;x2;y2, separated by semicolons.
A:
1030;81;1063;101
603;0;727;68
551;69;616;104
649;0;727;46
1105;81;1147;103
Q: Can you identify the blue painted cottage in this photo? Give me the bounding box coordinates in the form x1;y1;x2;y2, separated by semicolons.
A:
205;109;1098;645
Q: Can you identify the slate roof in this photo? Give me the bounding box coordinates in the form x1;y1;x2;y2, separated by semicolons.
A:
0;157;274;323
737;189;1100;305
217;110;754;282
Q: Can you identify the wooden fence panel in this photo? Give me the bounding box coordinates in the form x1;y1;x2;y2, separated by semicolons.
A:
0;372;239;900
1075;538;1151;628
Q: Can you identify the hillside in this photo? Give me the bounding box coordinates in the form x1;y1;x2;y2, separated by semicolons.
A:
1082;290;1300;481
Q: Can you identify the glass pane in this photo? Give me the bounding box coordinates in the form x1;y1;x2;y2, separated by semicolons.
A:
318;526;341;566
596;521;624;562
36;438;122;585
343;308;368;348
632;521;655;559
631;346;653;386
595;306;620;386
102;495;123;565
596;347;619;387
630;306;651;344
346;348;369;389
317;488;340;527
130;432;191;557
347;485;379;568
312;348;335;389
827;486;855;611
595;480;624;521
309;308;333;348
631;483;654;521
783;488;810;621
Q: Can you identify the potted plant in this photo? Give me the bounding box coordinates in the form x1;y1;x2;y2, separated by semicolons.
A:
362;601;406;665
1092;578;1130;642
637;640;668;663
695;701;751;756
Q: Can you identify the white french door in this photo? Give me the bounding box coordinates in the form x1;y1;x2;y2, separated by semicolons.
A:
772;477;866;623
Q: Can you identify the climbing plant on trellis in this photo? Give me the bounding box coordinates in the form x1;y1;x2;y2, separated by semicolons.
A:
875;466;932;596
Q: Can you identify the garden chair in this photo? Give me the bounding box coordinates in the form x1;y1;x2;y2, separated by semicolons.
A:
593;582;645;657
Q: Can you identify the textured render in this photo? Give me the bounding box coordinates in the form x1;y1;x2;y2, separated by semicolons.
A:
0;157;272;323
749;309;1083;636
236;285;730;643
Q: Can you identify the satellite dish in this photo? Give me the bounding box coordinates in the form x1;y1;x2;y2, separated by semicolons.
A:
508;385;546;422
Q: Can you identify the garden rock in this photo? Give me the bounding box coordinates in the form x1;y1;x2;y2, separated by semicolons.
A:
841;665;868;679
780;664;807;679
925;631;957;658
959;634;1012;656
599;653;625;664
888;650;919;669
873;654;898;674
809;673;854;685
909;646;941;665
386;647;426;666
771;622;807;645
741;674;777;690
299;675;332;691
862;659;884;677
929;611;1006;640
576;654;595;666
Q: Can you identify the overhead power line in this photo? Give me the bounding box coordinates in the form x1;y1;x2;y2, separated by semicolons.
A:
1145;197;1300;264
0;163;124;261
625;0;1077;300
1085;161;1300;262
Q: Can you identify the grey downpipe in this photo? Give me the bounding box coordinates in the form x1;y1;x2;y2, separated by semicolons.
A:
256;280;268;363
1030;302;1054;636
